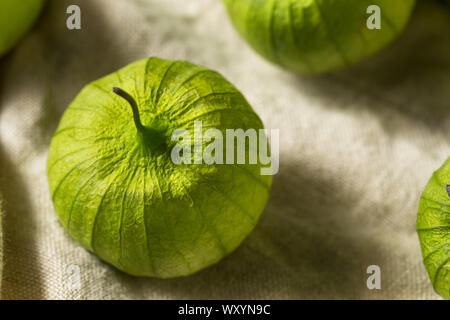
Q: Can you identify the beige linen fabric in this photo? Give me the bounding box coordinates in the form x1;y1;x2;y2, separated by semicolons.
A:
0;0;449;299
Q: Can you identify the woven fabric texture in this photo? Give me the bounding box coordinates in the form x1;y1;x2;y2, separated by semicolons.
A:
0;0;449;299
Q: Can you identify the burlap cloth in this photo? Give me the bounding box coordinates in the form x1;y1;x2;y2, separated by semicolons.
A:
0;0;449;300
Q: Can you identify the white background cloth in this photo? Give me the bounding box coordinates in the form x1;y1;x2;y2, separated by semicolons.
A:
0;0;449;299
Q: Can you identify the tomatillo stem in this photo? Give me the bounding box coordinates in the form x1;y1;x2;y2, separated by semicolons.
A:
113;87;145;134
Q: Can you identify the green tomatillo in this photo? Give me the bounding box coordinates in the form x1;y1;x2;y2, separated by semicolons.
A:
47;57;272;278
223;0;416;74
0;0;46;57
417;158;450;299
